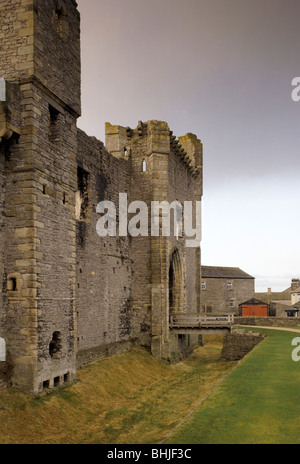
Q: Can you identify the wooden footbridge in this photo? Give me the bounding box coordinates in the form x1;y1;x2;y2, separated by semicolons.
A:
170;313;234;335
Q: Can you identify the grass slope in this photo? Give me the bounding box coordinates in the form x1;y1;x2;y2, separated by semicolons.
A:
0;338;235;444
168;328;300;444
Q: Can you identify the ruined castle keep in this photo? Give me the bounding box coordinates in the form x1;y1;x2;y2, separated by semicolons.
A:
0;0;203;394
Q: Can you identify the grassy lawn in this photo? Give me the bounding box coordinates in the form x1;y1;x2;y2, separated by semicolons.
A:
168;328;300;444
1;329;298;444
0;338;235;444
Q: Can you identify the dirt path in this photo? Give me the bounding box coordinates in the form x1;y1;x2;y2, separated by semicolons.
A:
239;325;300;334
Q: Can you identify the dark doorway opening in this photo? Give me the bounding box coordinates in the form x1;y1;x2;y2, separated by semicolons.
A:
168;249;183;315
169;260;174;313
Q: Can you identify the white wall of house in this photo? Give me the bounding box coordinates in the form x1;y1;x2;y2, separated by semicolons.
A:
291;292;300;305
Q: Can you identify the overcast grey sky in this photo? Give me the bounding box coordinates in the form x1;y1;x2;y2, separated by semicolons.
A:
77;0;300;292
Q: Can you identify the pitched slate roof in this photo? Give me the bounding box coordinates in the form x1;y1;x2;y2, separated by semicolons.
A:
201;266;254;280
255;290;291;303
239;298;268;306
272;300;292;306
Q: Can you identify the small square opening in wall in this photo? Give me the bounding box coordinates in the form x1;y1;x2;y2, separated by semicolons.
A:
8;277;17;292
54;376;60;387
43;380;50;390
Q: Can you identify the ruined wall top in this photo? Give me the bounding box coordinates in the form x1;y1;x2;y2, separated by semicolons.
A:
105;120;202;177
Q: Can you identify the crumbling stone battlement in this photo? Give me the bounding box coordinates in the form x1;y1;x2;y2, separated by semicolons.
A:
105;120;203;178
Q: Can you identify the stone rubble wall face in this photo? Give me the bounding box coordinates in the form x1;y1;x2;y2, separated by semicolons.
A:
220;330;265;362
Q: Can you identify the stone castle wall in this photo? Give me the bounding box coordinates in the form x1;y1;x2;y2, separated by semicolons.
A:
76;129;133;366
0;0;80;392
0;0;34;83
0;0;203;393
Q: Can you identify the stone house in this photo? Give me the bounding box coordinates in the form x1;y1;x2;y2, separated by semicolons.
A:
201;266;255;314
291;279;300;306
256;279;300;318
271;279;300;318
0;0;203;393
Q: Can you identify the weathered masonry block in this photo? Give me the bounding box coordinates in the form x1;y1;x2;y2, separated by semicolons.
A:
220;329;265;362
0;0;204;394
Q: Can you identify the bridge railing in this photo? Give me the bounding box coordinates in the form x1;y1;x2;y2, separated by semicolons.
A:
170;313;234;329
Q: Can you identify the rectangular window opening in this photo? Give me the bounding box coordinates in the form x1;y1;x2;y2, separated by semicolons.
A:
54;376;60;387
9;277;17;292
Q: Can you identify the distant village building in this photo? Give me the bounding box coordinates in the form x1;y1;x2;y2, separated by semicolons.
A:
291;279;300;305
201;266;255;314
255;278;300;318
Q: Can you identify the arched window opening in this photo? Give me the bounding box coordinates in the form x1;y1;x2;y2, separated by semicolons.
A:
0;337;6;362
142;159;147;172
175;202;183;239
55;7;64;36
